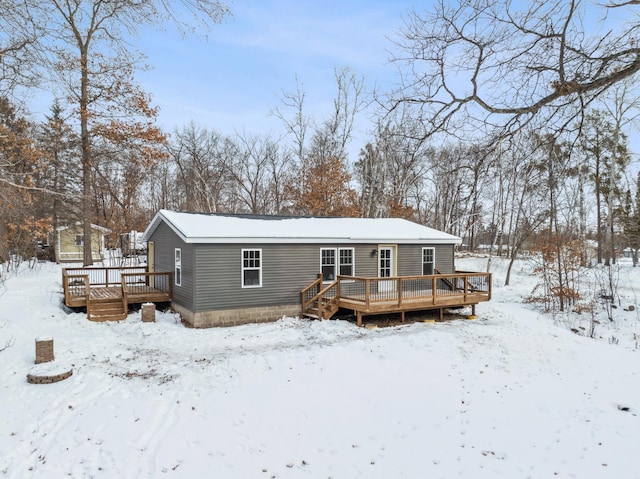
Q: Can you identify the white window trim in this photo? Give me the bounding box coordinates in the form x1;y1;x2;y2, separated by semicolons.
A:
241;248;262;288
320;248;336;283
422;247;435;275
174;248;182;286
338;247;355;280
320;247;355;282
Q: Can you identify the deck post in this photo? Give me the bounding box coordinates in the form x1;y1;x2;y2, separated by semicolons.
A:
365;278;370;309
439;308;443;321
432;276;437;305
464;276;468;302
84;275;91;318
357;311;362;327
472;304;476;316
397;278;403;307
62;270;69;305
121;276;129;314
401;310;405;323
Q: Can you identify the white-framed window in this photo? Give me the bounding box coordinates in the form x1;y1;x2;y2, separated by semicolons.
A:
339;248;354;276
320;248;337;281
74;234;84;246
174;248;182;286
242;249;262;288
422;247;435;275
320;248;355;282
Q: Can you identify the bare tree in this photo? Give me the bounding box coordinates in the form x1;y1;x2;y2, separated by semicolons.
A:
227;134;293;214
356;113;429;220
169;124;232;213
355;143;386;217
272;77;309;167
22;0;229;265
387;0;640;141
489;136;549;284
0;1;41;96
276;67;365;216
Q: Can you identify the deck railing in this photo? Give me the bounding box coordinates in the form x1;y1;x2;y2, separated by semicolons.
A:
63;266;146;289
301;274;323;314
62;267;171;305
301;270;492;321
63;273;91;301
337;271;492;308
121;272;172;296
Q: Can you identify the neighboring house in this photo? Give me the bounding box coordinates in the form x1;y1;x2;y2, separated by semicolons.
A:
56;222;110;263
142;210;471;328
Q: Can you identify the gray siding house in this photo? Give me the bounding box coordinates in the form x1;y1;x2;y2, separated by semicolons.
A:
142;210;462;327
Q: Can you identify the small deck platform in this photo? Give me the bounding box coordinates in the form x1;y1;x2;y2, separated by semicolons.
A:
302;271;492;326
62;267;172;321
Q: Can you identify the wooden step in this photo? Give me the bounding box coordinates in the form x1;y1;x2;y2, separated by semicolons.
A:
303;303;339;320
88;299;127;322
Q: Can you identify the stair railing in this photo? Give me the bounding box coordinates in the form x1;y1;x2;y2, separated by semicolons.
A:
301;274;323;316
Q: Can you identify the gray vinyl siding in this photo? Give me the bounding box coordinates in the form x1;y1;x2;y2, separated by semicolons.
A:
148;222;195;310
194;243;380;311
192;242;455;312
354;246;378;277
396;244;454;276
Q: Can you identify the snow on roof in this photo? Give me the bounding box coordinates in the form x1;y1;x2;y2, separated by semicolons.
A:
142;210;461;245
56;222;111;233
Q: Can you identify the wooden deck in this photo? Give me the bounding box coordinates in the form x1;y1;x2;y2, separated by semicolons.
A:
62;267;172;321
301;271;492;326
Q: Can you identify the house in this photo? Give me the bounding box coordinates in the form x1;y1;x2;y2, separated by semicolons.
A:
56;222;110;263
142;210;491;328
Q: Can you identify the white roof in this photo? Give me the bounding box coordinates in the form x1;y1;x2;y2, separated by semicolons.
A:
142;210;461;245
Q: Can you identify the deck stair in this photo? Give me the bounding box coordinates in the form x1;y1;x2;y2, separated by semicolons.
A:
303;296;339;320
87;296;128;322
301;275;339;320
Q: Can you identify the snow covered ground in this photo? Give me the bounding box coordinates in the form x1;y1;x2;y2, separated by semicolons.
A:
0;256;638;478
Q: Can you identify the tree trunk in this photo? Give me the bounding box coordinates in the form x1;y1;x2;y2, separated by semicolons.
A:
80;46;93;266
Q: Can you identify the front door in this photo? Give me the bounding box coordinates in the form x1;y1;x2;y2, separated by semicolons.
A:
378;246;395;292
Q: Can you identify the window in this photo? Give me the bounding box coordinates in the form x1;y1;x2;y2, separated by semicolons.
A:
422;247;435;275
242;249;262;287
320;248;355;281
74;234;84;246
175;248;182;286
339;248;354;276
320;248;336;281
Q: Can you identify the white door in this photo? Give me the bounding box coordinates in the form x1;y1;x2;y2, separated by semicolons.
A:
378;247;395;293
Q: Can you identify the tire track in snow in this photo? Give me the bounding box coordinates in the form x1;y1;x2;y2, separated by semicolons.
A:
1;378;114;479
123;398;182;476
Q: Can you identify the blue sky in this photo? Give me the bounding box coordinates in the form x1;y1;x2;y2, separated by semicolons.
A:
135;0;418;145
